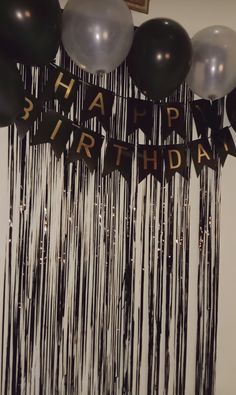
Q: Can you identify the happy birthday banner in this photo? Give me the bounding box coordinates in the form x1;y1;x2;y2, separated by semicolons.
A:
15;63;236;183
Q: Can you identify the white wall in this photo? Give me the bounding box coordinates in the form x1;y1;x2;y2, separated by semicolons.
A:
60;0;236;35
131;0;236;35
62;1;236;393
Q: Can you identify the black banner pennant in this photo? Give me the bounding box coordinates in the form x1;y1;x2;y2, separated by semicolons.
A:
15;93;42;139
103;138;134;182
80;86;114;132
67;127;104;172
191;99;221;137
161;103;185;139
43;65;80;113
32;111;73;159
127;98;154;139
138;145;163;183
226;88;236;133
189;138;217;176
163;144;187;181
212;127;236;165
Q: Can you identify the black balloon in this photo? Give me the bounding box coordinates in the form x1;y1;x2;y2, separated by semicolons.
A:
127;18;192;100
0;55;25;127
226;88;236;132
0;0;61;66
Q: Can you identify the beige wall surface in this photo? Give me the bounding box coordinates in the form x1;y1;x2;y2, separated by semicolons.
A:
60;0;236;35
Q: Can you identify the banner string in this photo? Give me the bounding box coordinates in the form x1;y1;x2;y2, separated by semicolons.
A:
48;61;229;109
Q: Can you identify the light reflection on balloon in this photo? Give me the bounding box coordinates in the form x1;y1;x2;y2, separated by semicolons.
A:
0;0;61;66
127;18;192;100
186;25;236;100
62;0;134;75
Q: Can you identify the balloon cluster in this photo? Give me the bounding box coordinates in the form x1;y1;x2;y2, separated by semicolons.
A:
127;20;236;101
0;0;236;128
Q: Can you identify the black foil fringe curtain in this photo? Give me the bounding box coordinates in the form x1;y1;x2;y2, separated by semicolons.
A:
0;48;222;395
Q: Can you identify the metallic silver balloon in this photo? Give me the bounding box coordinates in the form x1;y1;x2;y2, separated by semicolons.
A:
186;26;236;100
62;0;134;75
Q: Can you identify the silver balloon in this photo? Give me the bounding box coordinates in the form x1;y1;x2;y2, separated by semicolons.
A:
62;0;134;75
186;25;236;100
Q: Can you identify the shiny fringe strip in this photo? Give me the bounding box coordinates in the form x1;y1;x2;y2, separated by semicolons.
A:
0;50;221;395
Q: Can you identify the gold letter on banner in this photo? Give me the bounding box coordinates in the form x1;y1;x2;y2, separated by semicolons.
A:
21;97;34;121
88;93;105;115
224;142;229;152
143;149;158;170
54;72;75;99
113;144;129;166
50;120;63;141
168;149;182;169
77;133;95;158
167;107;180;128
198;143;211;163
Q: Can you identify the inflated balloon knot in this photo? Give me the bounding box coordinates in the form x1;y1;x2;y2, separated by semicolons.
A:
209;95;217;102
97;70;105;83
